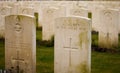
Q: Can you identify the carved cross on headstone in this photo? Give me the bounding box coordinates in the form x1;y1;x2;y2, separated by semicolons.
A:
63;38;78;67
12;50;24;73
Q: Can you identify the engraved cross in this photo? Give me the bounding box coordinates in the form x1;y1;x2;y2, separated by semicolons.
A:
12;51;24;73
63;38;78;67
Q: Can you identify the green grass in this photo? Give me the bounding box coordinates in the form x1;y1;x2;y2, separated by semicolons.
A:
92;32;98;47
0;29;120;73
36;29;54;73
36;28;42;41
92;51;120;73
37;46;54;73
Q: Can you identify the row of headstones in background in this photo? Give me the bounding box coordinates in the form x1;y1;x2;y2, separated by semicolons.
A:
69;7;88;17
42;6;89;41
42;6;66;41
92;5;101;31
0;5;34;38
0;6;11;37
1;4;89;40
42;6;119;49
5;15;36;73
15;2;120;34
54;16;91;73
99;8;119;49
11;4;34;15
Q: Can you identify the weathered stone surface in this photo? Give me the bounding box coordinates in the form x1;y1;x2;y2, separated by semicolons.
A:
99;9;119;49
0;6;11;37
19;7;34;15
5;15;36;73
70;8;88;17
54;16;91;73
42;6;66;40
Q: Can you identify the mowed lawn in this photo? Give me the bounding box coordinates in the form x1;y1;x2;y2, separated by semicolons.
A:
0;29;120;73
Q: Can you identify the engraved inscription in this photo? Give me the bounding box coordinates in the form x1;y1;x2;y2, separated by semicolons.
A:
6;41;31;50
47;9;54;14
22;9;28;14
56;18;88;30
104;11;112;21
14;23;22;32
0;8;6;15
73;10;81;15
14;16;22;33
103;11;113;28
104;11;113;31
56;23;87;30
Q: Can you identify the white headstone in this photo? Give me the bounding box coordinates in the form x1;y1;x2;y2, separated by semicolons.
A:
19;7;34;16
0;6;11;37
54;16;91;73
11;3;34;16
70;8;88;17
5;15;36;73
42;6;66;40
119;9;120;34
11;3;20;15
34;3;43;27
99;9;119;49
92;5;103;31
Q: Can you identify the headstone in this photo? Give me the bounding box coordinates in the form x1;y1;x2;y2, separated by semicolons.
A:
11;3;34;16
42;6;66;40
11;3;20;15
5;15;36;73
19;7;34;16
70;8;88;17
119;9;120;34
92;5;103;31
54;16;91;73
0;6;11;37
34;3;43;27
99;9;119;49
